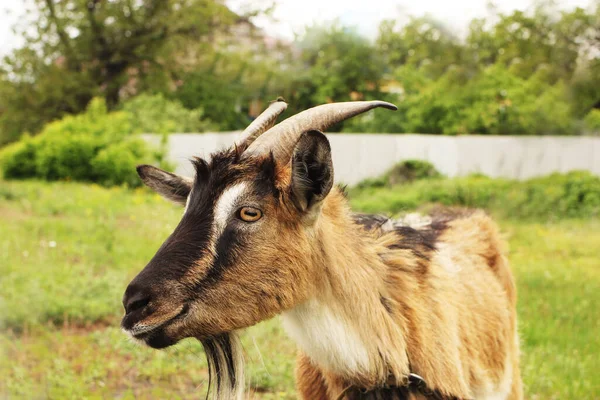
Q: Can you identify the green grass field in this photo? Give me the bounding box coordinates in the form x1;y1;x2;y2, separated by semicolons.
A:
1;180;599;399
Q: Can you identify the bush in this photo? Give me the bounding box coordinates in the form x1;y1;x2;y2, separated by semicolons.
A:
0;98;162;186
34;134;101;181
343;64;578;135
91;138;151;187
172;71;249;131
0;136;38;179
387;160;442;184
356;160;442;189
519;172;600;218
583;109;600;133
350;170;600;220
121;93;215;134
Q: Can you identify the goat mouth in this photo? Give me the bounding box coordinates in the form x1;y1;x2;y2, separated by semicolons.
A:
127;304;190;344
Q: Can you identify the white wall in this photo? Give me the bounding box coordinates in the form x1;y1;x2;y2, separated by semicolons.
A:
142;133;600;185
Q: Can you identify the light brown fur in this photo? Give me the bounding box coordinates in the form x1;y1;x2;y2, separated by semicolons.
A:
288;189;522;399
126;147;522;400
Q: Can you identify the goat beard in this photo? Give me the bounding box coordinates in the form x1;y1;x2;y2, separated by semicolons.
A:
199;332;245;400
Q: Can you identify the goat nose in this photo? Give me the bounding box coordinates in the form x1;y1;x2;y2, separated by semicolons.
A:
123;285;151;315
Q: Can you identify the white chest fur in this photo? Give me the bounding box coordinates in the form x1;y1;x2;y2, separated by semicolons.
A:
281;299;372;375
472;351;514;400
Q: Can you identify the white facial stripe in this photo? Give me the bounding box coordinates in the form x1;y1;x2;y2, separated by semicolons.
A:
214;182;249;235
183;187;194;214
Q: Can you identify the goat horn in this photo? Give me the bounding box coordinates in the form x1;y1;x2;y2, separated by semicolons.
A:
237;98;288;149
243;100;397;161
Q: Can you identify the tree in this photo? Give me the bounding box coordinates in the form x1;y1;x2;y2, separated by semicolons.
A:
377;17;466;79
282;25;386;124
0;0;241;144
466;4;597;82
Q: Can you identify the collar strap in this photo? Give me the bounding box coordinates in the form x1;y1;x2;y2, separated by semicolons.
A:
335;373;468;400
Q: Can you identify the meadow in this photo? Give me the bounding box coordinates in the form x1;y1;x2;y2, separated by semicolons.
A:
1;178;599;399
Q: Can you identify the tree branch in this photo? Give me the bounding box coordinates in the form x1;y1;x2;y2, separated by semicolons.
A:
44;0;75;63
86;0;110;60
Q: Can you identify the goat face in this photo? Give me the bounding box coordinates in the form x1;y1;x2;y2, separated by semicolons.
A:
121;131;334;348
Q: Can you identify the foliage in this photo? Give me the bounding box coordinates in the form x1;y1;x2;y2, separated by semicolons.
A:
465;6;596;82
0;0;242;144
569;61;600;118
172;69;249;131
170;39;298;131
90;138;151;187
171;24;389;131
0;57;97;145
346;64;577;135
0;136;39;179
0;1;598;144
584;109;600;132
280;25;387;128
351;170;600;220
345;3;598;135
121;93;215;134
0;179;599;398
377;17;465;79
0;98;161;186
299;26;385;104
356;160;442;189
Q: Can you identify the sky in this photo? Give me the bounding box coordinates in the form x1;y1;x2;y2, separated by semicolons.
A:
0;0;594;56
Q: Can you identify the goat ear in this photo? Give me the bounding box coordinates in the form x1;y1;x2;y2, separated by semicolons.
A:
136;165;192;206
290;130;334;213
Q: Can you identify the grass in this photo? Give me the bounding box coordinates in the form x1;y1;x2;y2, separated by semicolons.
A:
1;179;599;398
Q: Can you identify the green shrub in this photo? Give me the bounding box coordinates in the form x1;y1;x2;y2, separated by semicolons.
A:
356;160;442;189
521;172;600;218
121;93;215;134
172;71;249;131
343;64;578;135
0;98;161;186
91;138;150;187
0;136;38;179
34;134;101;181
388;160;442;184
350;170;600;219
583;109;600;132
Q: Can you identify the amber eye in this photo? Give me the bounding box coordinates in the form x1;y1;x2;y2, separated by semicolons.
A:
238;207;262;222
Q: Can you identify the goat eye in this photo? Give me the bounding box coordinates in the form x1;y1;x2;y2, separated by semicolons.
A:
238;207;262;222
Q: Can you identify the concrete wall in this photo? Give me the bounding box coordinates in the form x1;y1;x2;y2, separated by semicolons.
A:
142;133;600;185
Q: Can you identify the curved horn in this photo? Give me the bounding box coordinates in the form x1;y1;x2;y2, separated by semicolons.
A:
244;100;397;161
236;98;288;149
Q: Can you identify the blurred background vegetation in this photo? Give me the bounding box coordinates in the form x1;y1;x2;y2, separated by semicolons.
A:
1;0;599;186
1;0;599;143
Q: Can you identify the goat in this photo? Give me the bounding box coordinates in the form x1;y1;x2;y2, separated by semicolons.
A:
121;99;522;400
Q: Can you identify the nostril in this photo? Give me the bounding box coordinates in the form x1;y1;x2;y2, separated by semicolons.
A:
124;291;151;315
